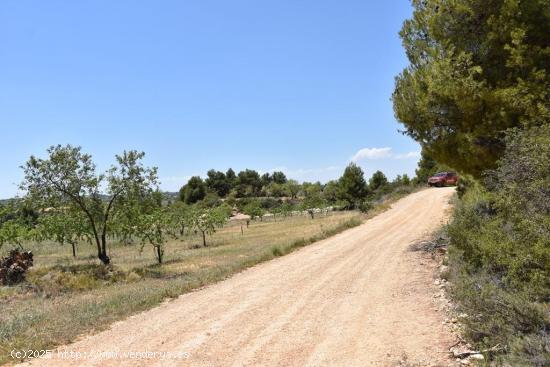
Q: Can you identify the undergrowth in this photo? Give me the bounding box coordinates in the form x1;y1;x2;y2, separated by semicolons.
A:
446;126;550;366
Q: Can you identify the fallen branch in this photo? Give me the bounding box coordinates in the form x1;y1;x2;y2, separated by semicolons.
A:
451;344;505;359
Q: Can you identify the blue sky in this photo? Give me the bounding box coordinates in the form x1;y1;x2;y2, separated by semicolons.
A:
0;1;417;198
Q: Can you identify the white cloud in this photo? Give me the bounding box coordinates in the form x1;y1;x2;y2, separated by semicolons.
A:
351;147;420;162
393;151;421;159
350;147;392;162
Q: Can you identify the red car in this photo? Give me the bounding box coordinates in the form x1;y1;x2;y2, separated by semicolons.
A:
428;172;459;187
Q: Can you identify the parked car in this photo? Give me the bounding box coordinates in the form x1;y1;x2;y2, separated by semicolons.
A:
428;172;459;187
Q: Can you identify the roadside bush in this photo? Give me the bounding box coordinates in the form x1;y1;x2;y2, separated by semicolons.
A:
447;126;550;364
389;185;415;198
358;201;373;213
507;331;550;367
456;175;474;199
271;246;283;257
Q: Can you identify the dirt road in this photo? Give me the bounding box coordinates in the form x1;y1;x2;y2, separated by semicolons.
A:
27;188;456;367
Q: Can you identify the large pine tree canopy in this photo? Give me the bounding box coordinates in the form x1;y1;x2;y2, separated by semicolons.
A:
393;0;550;177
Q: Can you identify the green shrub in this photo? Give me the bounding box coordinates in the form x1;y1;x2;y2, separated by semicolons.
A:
456;175;474;199
271;246;283;257
507;332;550;367
358;201;373;213
447;126;550;364
259;198;282;210
197;192;222;208
235;197;257;212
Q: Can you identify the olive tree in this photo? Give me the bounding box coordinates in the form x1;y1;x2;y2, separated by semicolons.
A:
20;145;158;265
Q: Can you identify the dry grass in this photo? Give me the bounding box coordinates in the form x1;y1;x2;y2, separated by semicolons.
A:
0;211;363;364
22;211;359;272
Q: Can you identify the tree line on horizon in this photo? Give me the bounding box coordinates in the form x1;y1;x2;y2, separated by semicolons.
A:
178;165;412;207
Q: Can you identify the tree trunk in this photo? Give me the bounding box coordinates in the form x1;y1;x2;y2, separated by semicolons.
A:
156;246;163;264
98;235;110;265
71;241;77;258
202;231;207;247
98;250;110;264
241;225;244;235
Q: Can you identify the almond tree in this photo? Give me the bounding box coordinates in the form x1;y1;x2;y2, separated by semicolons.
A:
36;209;90;258
243;201;265;223
0;202;35;250
20;145;158;265
0;220;29;251
190;208;228;247
170;202;192;237
137;208;174;264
